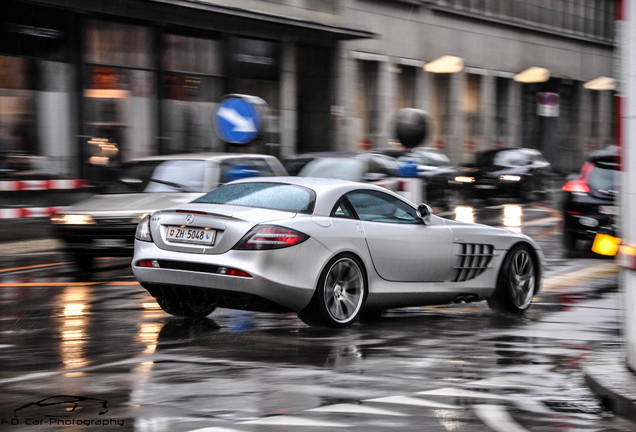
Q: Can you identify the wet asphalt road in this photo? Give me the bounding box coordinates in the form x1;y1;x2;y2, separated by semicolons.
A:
0;196;634;431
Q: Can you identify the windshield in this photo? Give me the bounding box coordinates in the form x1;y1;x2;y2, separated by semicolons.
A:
105;160;208;194
476;150;529;167
193;182;316;214
297;158;364;181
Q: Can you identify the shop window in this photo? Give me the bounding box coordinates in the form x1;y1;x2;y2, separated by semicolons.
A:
162;34;223;154
0;56;36;163
85;20;152;68
355;60;379;148
495;77;509;137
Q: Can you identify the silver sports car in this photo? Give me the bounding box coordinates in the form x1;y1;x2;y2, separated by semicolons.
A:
132;177;543;327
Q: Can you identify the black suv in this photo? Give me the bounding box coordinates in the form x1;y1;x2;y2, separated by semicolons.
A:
561;147;619;253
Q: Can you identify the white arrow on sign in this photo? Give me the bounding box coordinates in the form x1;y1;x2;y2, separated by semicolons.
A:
217;106;257;133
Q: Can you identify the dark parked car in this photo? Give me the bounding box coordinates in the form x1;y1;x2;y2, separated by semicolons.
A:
561;147;619;254
453;147;552;201
394;147;458;209
284;151;403;193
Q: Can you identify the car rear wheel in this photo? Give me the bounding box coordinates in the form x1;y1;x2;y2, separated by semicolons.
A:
299;254;366;328
147;286;216;319
488;244;538;315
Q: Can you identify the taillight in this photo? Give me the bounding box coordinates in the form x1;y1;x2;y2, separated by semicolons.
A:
135;214;153;242
562;180;591;194
235;225;309;250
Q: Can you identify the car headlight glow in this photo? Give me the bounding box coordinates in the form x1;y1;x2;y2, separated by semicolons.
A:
454;176;475;183
500;174;521;182
50;214;95;225
131;212;149;224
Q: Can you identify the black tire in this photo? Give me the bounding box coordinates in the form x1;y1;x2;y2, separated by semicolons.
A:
73;253;93;271
562;229;577;251
488;244;538;315
150;286;216;319
299;254;366;328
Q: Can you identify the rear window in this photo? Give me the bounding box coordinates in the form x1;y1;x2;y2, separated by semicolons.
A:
193;182;315;214
589;161;618;192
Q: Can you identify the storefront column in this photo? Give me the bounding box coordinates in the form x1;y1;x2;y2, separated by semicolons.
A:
508;80;523;149
447;72;465;164
279;42;297;158
374;58;394;148
481;73;496;153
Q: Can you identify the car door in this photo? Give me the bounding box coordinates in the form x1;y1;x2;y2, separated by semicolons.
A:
344;189;454;282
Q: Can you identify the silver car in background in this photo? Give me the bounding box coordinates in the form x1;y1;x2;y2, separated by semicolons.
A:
132;177;543;328
51;153;286;270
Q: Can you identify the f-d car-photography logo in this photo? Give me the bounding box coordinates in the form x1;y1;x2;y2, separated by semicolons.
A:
3;395;126;428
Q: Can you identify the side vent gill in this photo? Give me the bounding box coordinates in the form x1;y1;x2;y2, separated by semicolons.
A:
453;243;495;282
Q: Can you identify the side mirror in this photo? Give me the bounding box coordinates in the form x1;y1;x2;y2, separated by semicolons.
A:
417;203;432;225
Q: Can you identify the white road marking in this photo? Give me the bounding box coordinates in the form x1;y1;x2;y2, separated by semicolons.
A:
418;387;510;400
240;415;350;427
474;404;530;432
366;395;458;409
309;403;410;416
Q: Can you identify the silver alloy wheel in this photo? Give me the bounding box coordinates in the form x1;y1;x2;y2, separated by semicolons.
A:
509;247;535;309
323;257;364;324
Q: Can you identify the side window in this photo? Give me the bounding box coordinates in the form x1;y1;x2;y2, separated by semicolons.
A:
345;190;421;224
330;198;355;219
246;158;276;176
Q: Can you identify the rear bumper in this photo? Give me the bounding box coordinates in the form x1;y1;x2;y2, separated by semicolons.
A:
131;238;330;313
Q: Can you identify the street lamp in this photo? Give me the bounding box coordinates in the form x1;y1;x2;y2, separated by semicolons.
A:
424;55;464;73
514;66;550;83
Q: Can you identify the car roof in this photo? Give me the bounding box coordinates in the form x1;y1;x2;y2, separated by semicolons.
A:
127;152;278;163
285;151;379;160
227;176;408;215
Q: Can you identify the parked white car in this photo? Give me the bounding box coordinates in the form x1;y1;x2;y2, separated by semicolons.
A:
51;153;287;270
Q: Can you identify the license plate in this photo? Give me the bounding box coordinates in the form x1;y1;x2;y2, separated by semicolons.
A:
166;226;215;245
599;205;618;215
475;184;495;190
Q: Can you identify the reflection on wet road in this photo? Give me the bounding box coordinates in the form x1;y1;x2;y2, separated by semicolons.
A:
0;200;632;431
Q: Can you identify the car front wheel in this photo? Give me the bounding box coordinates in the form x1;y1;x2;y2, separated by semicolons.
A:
299;254;366;328
488;244;538;315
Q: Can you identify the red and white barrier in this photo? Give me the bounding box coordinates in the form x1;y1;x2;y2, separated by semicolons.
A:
0;179;89;192
0;207;64;219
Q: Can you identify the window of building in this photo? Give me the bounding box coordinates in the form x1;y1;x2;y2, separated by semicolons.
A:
355;60;380;148
396;65;417;109
83;19;156;183
431;0;615;42
162;34;223;154
495;77;509;138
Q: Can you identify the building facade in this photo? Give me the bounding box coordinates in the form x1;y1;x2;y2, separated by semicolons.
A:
0;0;616;182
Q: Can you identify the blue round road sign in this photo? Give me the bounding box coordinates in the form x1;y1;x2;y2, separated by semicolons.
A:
214;96;262;144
